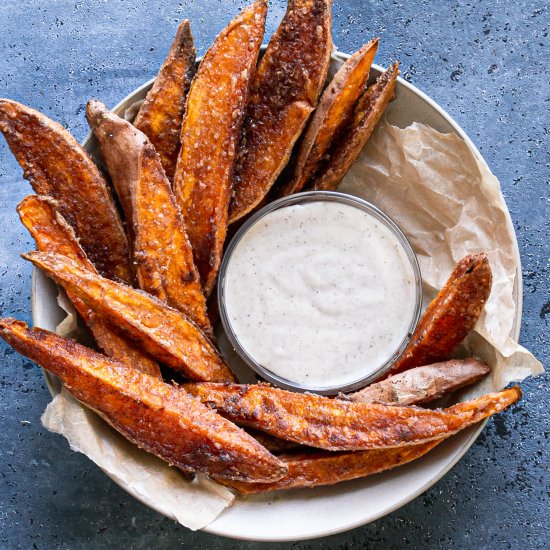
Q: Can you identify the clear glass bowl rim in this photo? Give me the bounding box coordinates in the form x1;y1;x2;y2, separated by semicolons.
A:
217;190;423;395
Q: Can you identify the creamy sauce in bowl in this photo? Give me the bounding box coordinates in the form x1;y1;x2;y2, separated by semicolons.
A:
219;192;421;394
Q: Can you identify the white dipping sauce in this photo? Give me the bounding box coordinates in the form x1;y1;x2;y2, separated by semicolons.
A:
223;200;417;390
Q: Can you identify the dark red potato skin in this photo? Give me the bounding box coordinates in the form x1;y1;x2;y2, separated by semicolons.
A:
280;37;378;196
348;358;491;405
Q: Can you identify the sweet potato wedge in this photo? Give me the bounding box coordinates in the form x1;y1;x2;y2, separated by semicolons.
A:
173;1;266;296
310;62;399;191
390;254;492;376
86;100;212;336
24;251;235;383
247;359;488;451
228;0;333;222
0;98;132;283
17;195;161;378
185;382;521;451
218;440;441;493
0;319;286;482
280;38;379;196
347;358;490;406
133;20;196;181
18;195;94;273
249;358;489;451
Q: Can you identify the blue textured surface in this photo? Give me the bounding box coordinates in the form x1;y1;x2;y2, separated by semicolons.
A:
0;1;548;548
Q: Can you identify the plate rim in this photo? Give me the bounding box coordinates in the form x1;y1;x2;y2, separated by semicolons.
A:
32;49;523;541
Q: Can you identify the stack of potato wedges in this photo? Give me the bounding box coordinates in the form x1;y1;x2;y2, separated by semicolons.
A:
0;0;520;493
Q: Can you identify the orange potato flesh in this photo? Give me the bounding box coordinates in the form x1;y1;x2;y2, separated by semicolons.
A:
18;195;94;273
218;440;442;493
0;98;132;284
280;38;379;196
229;0;333;222
184;382;520;451
390;254;492;376
86;100;212;336
310;62;399;191
134;20;196;181
173;1;267;296
24;251;236;383
16;195;161;378
0;319;286;482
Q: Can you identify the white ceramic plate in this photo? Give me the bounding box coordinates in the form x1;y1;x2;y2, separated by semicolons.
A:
32;51;522;541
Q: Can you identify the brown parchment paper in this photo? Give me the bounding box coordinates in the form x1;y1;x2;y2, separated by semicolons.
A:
40;118;542;530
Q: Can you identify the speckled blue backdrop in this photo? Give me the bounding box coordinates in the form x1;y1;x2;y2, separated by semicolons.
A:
0;1;548;548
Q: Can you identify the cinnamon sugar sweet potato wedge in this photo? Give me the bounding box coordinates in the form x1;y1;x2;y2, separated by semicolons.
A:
229;0;332;222
24;251;235;383
0;99;132;284
280;38;378;196
218;440;441;493
17;195;161;378
185;382;521;451
390;253;492;376
133;20;196;181
86;100;212;336
173;1;267;296
310;62;399;191
0;319;286;482
347;358;490;406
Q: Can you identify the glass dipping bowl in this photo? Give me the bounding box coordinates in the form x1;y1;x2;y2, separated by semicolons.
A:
218;191;422;395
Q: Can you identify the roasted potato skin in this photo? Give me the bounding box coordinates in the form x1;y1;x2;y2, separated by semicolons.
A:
248;357;490;452
310;62;399;191
348;358;490;406
18;195;92;271
86;100;212;336
17;195;161;378
0;98;132;284
281;38;379;196
25;251;236;383
173;1;267;296
0;319;286;482
390;254;493;376
185;382;521;451
134;20;196;181
218;440;441;493
228;0;333;222
219;384;519;491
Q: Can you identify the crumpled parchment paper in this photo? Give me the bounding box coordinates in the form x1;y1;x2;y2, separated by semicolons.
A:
42;292;234;530
40;116;542;530
42;388;234;530
339;120;543;395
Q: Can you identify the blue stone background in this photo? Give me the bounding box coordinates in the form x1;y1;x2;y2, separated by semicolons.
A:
0;0;547;547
